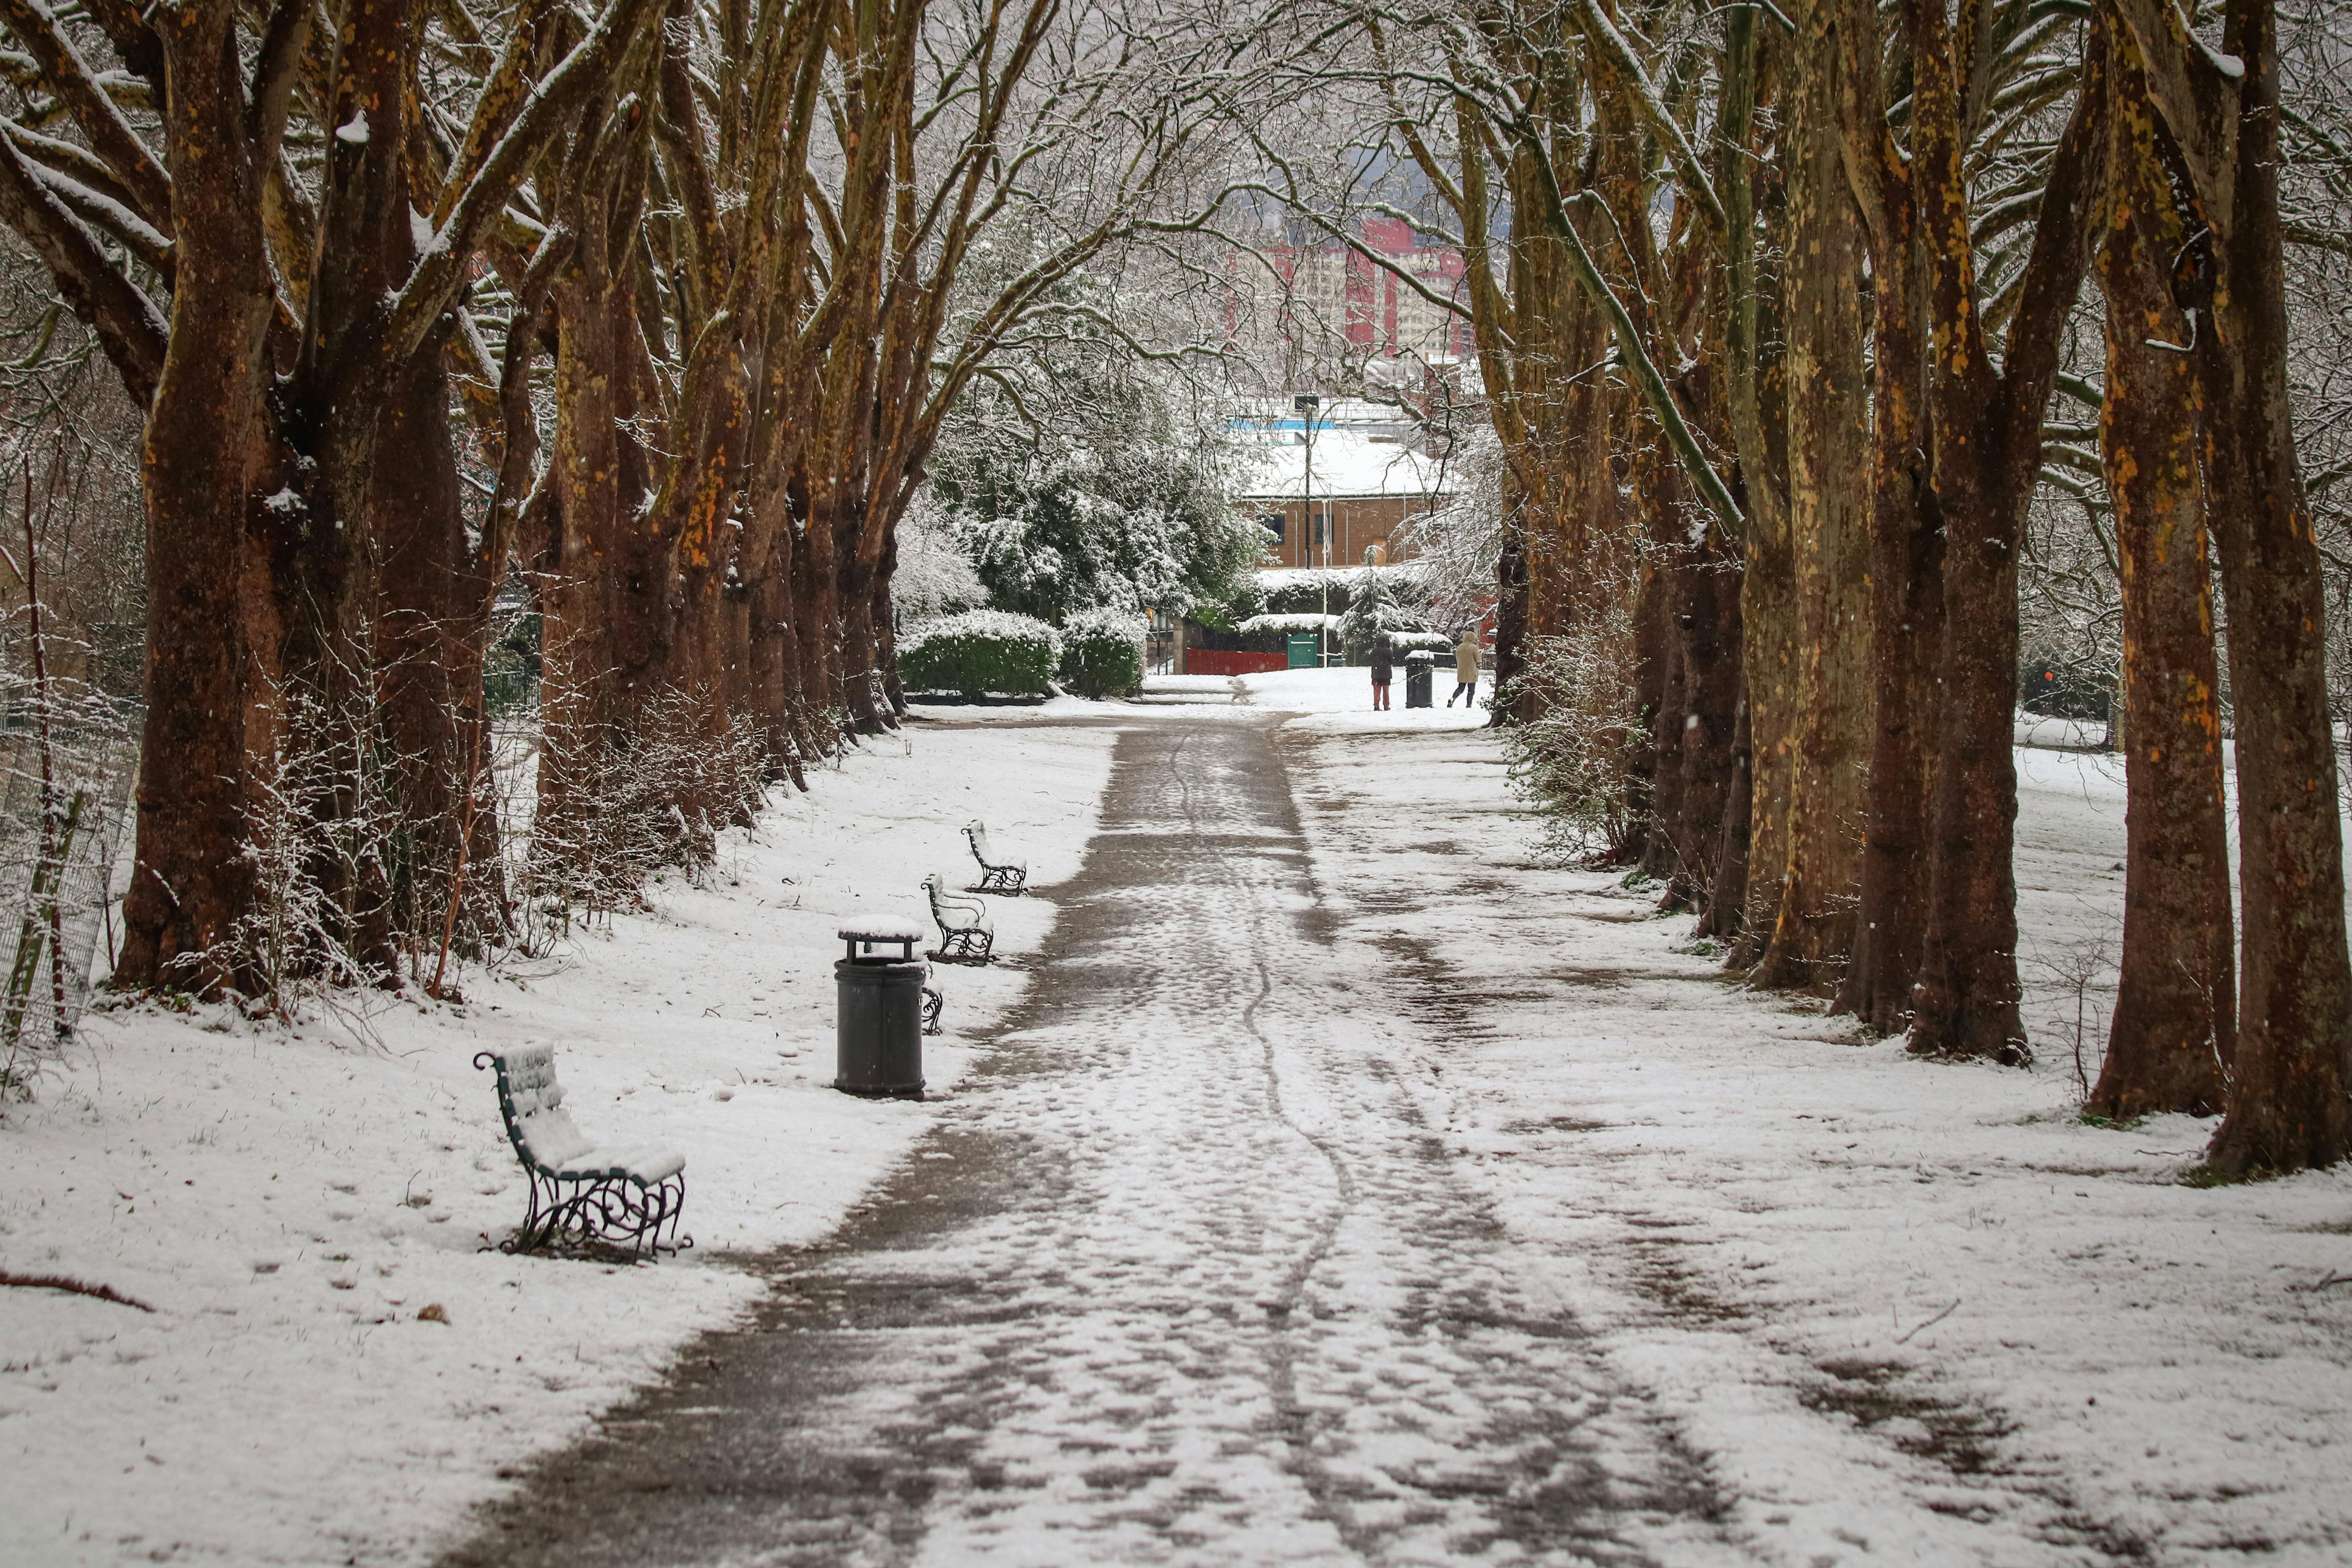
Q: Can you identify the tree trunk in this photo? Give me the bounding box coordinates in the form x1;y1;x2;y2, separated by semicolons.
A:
1730;507;1795;961
2198;0;2352;1172
1705;670;1754;942
1902;0;2107;1062
1835;0;1940;1031
793;470;842;744
540;251;646;869
2091;30;2233;1116
838;550;886;733
1635;514;1688;892
116;0;271;991
1490;502;1530;727
741;484;807;786
1753;12;1872;990
361;337;481;967
1725;125;1791;965
873;525;905;717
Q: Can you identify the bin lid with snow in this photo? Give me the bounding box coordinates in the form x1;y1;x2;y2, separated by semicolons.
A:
839;914;923;962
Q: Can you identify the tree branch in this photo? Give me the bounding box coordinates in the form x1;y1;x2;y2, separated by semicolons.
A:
0;128;164;403
0;0;171;230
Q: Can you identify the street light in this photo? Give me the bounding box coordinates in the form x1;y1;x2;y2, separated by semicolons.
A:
1296;393;1324;666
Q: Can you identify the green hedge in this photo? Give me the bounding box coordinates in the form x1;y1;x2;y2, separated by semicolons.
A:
898;610;1062;699
1060;609;1145;699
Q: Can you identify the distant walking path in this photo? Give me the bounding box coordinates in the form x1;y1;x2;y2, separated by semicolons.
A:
446;714;1730;1567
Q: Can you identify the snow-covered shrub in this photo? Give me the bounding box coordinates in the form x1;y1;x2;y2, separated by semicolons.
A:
1059;609;1144;699
1333;565;1437;661
1392;423;1506;635
0;658;133;1091
897;610;1062;699
517;684;769;944
922;311;1262;626
891;496;987;621
1501;601;1646;863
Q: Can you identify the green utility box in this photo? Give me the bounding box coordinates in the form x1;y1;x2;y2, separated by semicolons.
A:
1287;632;1321;670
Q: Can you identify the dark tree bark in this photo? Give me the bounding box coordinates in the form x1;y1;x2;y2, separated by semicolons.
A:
1721;36;1791;960
1752;1;1871;991
117;0;272;990
1705;672;1755;942
2190;0;2352;1171
1904;2;2107;1063
1635;518;1689;892
1833;0;1939;1032
1678;546;1744;912
2090;23;2234;1117
1490;508;1531;727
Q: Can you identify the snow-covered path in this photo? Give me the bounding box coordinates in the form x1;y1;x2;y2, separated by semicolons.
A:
448;715;1733;1567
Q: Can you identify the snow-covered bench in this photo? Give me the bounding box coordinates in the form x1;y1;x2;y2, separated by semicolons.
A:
923;873;995;963
474;1044;689;1258
963;820;1027;893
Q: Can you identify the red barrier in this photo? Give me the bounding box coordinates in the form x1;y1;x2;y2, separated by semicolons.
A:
1184;648;1287;677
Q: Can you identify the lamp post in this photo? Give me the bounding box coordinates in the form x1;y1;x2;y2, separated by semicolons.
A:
1296;392;1323;666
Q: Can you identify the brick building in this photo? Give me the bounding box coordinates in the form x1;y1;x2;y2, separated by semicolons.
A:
1221;218;1478;378
1234;401;1454;572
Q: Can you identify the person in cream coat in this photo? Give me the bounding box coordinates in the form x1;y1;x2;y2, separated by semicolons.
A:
1447;630;1481;708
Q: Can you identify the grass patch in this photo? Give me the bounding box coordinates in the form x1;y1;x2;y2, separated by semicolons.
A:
2178;1162;2285;1189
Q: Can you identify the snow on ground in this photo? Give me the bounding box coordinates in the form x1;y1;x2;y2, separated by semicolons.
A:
1235;662;1496;725
1270;666;2352;1565
0;719;1116;1568
10;664;2350;1568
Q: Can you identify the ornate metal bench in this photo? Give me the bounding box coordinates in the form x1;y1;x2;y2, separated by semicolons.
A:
475;1044;689;1258
963;820;1027;893
923;873;995;963
923;978;944;1034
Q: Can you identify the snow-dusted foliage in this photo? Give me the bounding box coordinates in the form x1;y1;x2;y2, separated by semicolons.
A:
1058;609;1146;699
1502;604;1648;863
1333;565;1438;661
924;307;1265;625
0;662;131;1093
1237;612;1341;633
1393;424;1506;636
519;687;769;935
898;610;1063;699
891;495;989;622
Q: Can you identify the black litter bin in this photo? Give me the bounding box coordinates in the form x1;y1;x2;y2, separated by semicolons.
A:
835;919;926;1098
1405;650;1435;708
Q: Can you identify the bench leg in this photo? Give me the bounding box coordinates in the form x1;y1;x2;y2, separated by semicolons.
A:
502;1168;556;1254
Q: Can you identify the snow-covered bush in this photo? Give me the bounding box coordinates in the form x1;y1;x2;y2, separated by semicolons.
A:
922;309;1262;625
517;684;769;949
898;610;1062;699
1059;609;1145;699
1392;425;1506;634
1332;565;1438;661
891;496;987;621
1501;601;1646;863
1236;612;1340;635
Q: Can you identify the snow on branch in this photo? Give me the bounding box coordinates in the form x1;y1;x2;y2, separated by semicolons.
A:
0;0;170;230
